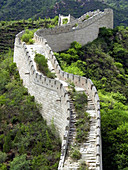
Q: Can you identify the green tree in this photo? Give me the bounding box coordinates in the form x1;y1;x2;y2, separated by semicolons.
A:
10;154;30;170
3;134;11;153
0;151;7;163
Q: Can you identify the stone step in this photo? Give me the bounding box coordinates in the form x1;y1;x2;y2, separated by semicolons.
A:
88;167;96;170
86;110;96;113
87;98;92;101
88;102;94;105
59;86;97;169
87;107;95;110
83;156;96;160
63;167;79;169
86;160;96;163
87;163;96;167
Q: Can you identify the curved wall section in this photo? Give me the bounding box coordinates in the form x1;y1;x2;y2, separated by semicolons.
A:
34;33;102;170
14;32;71;143
35;8;113;52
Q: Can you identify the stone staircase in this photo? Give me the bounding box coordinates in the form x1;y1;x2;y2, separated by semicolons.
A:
63;91;97;170
26;43;98;170
83;94;97;170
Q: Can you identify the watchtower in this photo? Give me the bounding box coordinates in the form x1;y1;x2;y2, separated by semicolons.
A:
58;14;71;26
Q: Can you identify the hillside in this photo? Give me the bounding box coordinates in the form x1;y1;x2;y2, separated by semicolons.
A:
0;0;128;26
42;0;128;26
0;17;58;53
0;51;61;169
104;0;128;11
55;26;128;169
0;0;60;20
0;18;61;169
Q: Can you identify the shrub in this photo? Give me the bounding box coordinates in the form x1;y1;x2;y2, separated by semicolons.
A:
70;91;90;143
73;23;78;27
53;16;59;25
10;154;30;170
0;163;7;170
3;134;11;153
71;41;82;50
34;53;55;78
86;14;90;19
71;149;81;160
0;151;7;163
62;18;68;25
28;39;35;44
79;162;89;170
21;29;37;44
73;92;87;109
123;168;128;170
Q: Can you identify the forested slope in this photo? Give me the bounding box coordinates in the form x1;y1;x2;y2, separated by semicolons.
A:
0;0;128;26
0;51;61;169
0;17;58;53
0;18;61;169
55;26;128;170
0;0;60;20
103;0;128;26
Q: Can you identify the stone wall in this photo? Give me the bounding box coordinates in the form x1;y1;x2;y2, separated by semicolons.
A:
30;32;102;169
14;31;71;147
34;8;113;52
13;8;112;168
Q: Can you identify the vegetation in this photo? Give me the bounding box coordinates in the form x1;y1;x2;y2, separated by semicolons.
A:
0;0;128;26
72;91;90;143
0;0;61;20
68;82;90;143
0;50;61;169
79;162;89;170
34;53;56;78
0;16;58;54
99;91;128;170
62;18;68;25
10;154;30;170
71;148;81;160
0;17;60;169
21;29;37;44
82;14;90;22
0;151;7;164
56;27;128;169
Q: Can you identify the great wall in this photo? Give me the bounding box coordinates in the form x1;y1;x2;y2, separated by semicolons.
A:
14;8;113;170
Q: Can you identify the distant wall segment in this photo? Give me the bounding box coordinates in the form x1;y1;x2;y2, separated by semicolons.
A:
34;8;113;51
